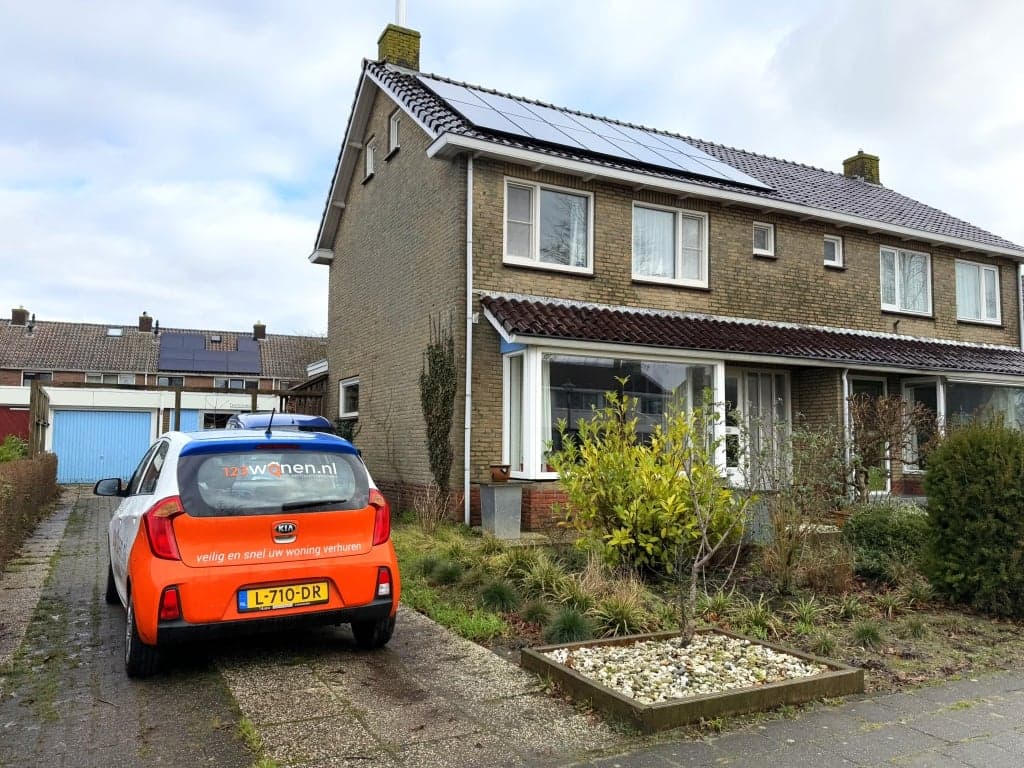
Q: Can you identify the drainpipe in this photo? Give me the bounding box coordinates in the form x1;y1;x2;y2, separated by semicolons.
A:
841;367;851;496
463;155;474;525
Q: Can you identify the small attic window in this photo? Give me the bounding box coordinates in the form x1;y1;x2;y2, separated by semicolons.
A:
107;327;123;336
387;111;401;158
210;334;222;343
363;138;376;182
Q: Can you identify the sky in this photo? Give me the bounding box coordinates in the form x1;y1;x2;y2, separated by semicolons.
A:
2;0;1022;336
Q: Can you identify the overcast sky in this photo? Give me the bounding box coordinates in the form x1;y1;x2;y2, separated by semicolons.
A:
3;0;1021;335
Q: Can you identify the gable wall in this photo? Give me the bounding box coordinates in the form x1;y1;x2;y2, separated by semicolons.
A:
325;87;467;493
471;159;1020;347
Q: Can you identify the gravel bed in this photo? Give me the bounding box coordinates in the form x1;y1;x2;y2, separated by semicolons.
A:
546;633;829;705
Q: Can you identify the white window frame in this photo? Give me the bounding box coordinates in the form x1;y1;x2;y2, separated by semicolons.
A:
824;235;844;268
955;259;1001;325
752;222;775;257
364;138;375;180
502;344;724;480
630;202;709;288
387;111;401;157
723;367;792;488
502;177;594;276
901;377;944;473
214;377;258;390
880;246;932;316
339;377;360;419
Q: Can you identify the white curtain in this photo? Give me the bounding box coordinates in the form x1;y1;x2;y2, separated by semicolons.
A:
633;207;675;277
680;215;702;280
880;249;896;306
956;261;980;319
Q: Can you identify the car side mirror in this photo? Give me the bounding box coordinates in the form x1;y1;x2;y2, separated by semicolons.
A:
93;478;125;497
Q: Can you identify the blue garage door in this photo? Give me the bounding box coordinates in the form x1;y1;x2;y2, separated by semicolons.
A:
52;410;153;484
171;409;200;432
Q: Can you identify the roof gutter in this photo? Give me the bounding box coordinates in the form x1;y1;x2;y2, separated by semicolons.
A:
428;133;1024;261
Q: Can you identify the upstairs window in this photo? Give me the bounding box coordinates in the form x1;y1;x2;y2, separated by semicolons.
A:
752;222;775;257
504;179;591;273
632;204;708;287
22;371;52;385
880;247;931;315
824;235;844;268
85;372;136;384
363;138;375;181
955;260;1000;324
214;377;258;390
157;376;184;387
387;111;401;156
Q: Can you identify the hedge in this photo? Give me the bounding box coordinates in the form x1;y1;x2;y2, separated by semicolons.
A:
0;453;59;570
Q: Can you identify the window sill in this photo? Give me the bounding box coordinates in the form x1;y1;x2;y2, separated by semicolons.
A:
384;147;399;161
632;276;710;291
361;173;375;185
339;412;359;419
881;308;933;320
824;263;846;271
502;257;594;277
956;317;1003;328
752;252;777;260
510;471;560;482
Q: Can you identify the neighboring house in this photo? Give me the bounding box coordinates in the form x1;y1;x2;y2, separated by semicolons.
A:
311;25;1024;528
0;307;326;482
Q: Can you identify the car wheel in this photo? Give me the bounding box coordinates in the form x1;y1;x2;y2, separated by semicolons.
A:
105;561;120;606
351;615;396;650
124;599;160;678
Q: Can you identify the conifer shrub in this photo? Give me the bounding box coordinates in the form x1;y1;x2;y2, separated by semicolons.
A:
923;421;1024;617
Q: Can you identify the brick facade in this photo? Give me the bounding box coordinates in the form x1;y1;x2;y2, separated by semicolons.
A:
325;83;1022;524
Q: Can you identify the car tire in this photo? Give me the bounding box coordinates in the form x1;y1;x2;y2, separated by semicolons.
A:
124;599;160;678
351;615;396;650
105;561;120;606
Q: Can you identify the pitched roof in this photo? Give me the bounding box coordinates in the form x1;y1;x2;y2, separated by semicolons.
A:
481;293;1024;377
0;318;325;380
368;62;1022;255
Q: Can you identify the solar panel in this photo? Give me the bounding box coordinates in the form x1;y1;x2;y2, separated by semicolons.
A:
417;75;771;191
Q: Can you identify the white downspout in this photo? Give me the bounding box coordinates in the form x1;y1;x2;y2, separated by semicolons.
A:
463;155;474;525
841;367;851;494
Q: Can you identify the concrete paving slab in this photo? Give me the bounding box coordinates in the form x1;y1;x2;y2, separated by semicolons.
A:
940;739;1022;768
220;663;352;726
830;723;945;765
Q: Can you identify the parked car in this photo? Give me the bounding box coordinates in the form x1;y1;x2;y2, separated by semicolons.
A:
225;412;337;434
95;429;398;677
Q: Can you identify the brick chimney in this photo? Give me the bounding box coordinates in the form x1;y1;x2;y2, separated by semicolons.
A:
138;311;153;333
253;321;266;341
843;150;880;184
378;24;420;70
11;306;28;326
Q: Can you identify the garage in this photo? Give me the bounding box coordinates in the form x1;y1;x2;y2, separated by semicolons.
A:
0;406;30;440
52;410;153;483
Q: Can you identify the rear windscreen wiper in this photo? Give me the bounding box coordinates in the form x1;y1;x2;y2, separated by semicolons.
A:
280;498;347;511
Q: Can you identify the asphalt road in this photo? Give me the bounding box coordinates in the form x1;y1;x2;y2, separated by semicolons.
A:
0;492;254;768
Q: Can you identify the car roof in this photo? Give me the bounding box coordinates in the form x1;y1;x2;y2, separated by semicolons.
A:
168;429;359;456
229;412;333;428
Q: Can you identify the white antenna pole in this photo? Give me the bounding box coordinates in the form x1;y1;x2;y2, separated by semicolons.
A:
395;0;407;26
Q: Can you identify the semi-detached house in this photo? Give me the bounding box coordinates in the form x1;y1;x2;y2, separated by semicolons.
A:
312;25;1024;529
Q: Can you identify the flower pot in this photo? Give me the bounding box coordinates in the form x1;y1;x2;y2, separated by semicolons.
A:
489;463;511;483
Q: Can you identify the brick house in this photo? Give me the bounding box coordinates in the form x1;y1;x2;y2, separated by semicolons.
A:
0;307;326;482
311;25;1024;528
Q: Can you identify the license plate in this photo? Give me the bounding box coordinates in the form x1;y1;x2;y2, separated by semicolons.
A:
237;581;329;612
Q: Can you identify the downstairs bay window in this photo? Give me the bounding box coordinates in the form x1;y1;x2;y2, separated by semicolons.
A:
503;347;719;478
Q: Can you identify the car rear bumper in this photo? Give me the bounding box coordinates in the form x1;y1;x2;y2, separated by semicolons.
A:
156;596;394;645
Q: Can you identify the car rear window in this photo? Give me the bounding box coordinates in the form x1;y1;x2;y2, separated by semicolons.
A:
177;449;369;516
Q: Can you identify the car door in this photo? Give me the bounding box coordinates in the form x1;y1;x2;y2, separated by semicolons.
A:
109;440;170;599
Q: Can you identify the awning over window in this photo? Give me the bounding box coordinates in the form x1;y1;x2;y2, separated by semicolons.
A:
481;294;1024;377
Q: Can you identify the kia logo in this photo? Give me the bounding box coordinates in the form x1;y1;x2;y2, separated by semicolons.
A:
274;522;297;536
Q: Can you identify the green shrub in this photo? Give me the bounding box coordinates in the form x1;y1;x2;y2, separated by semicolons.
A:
521;599;552;625
923;421;1024;618
553;574;596;612
520;553;568;599
0;436;27;463
543;608;594;644
850;620;885;650
591;590;653;637
426;559;463;586
834;593;865;621
735;594;777;639
697;588;738;620
478;580;520;612
413;554;443;578
809;631;837;657
548;389;746;575
842;500;929;582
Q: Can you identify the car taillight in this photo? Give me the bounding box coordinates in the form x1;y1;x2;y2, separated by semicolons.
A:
369;489;391;546
159;586;181;620
143;496;184;561
376;567;392;598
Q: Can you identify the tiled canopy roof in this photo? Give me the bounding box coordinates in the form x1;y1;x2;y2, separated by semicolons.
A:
371;62;1023;253
0;319;326;379
481;294;1024;377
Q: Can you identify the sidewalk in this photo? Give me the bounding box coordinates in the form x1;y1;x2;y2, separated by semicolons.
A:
571;673;1024;767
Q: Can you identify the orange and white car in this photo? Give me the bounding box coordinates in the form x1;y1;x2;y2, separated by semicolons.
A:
94;429;399;677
